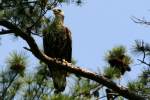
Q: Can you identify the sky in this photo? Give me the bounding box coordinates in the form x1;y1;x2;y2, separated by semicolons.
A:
62;0;150;81
1;0;150;82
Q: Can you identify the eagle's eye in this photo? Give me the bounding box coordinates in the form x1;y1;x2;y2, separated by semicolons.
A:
58;9;61;12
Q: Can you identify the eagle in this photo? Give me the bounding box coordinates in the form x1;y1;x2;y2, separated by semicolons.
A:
43;8;72;93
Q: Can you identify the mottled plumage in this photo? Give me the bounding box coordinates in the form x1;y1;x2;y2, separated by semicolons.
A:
43;9;72;93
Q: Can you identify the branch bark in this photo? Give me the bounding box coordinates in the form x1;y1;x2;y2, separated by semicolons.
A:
0;20;145;100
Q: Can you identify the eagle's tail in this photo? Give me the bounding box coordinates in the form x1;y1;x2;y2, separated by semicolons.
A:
48;65;67;93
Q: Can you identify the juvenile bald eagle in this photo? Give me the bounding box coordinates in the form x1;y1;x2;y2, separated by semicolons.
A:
43;9;72;93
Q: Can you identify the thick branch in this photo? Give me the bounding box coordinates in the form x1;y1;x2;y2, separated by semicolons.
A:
0;20;145;100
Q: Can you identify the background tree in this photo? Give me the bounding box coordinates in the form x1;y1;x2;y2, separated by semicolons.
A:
0;0;146;100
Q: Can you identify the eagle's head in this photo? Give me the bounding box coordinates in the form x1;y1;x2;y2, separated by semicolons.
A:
53;8;64;17
52;8;64;25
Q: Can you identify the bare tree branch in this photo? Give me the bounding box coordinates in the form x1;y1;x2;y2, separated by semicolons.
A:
131;16;150;25
137;59;150;67
0;19;145;100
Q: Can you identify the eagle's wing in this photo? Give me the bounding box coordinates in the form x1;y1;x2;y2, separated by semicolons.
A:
62;26;72;63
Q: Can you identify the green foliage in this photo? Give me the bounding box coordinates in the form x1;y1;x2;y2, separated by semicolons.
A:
133;40;150;52
105;46;132;65
70;77;101;99
127;79;150;99
0;70;20;99
22;62;54;99
6;51;27;76
129;40;150;99
132;40;150;59
128;81;144;92
105;46;132;76
104;67;121;79
107;46;126;57
0;59;102;99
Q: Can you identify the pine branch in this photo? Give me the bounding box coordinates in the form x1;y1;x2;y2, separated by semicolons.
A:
0;19;145;100
2;72;18;100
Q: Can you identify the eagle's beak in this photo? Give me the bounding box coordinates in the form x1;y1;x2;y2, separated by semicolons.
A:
52;9;57;13
52;9;58;15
